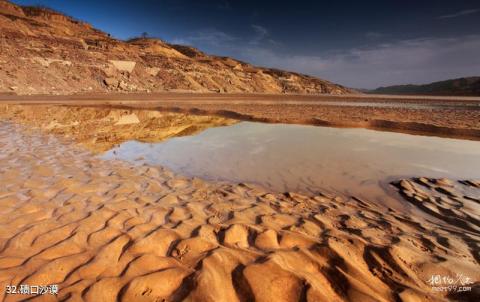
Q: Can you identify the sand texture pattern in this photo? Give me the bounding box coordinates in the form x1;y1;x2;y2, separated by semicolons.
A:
0;119;479;301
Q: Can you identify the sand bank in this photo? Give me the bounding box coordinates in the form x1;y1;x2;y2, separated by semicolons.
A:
0;106;479;301
1;93;479;140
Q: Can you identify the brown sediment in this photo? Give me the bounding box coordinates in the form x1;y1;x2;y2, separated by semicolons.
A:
1;93;479;140
149;105;480;141
0;109;479;301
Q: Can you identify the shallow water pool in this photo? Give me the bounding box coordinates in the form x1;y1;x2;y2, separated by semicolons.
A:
102;122;480;206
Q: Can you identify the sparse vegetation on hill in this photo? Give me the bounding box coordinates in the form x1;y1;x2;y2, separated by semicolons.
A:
0;0;353;95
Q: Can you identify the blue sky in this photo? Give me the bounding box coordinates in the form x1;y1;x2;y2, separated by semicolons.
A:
11;0;480;88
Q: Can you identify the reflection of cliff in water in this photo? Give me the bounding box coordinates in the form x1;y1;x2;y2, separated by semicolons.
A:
0;105;237;153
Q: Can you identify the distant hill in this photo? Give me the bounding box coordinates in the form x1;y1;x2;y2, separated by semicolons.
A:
370;77;480;96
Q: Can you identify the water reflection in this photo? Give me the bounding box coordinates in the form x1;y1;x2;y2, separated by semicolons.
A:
103;122;480;206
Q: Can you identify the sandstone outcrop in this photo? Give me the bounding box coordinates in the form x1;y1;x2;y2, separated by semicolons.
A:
0;0;354;95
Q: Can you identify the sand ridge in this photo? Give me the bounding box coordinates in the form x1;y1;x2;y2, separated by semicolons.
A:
0;119;479;301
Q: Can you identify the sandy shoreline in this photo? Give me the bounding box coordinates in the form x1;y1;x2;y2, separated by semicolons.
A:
0;105;479;301
1;93;480;140
1;2;479;300
0;105;237;153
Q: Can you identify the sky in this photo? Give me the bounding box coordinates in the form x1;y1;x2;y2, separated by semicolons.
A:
12;0;480;89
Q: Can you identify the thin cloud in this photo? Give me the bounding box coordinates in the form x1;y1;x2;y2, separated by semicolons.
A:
235;35;480;89
250;24;269;45
171;29;237;47
251;25;268;37
438;9;479;19
249;25;280;46
171;30;480;89
173;26;279;51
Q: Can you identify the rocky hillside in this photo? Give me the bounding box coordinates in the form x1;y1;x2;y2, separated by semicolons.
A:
0;0;353;95
371;77;480;96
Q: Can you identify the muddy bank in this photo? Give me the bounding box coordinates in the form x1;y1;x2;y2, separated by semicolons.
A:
148;104;480;141
1;93;479;140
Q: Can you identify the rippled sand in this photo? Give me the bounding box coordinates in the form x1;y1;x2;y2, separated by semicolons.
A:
0;112;479;301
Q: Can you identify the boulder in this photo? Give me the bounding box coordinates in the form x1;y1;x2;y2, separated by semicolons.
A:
109;60;136;73
103;77;119;88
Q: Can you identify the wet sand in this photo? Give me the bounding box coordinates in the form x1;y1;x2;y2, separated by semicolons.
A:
1;92;480;140
0;105;479;301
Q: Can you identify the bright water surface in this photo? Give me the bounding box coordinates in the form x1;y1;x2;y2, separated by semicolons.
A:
103;122;480;207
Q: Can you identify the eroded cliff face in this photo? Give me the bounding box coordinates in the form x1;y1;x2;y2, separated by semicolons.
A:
0;0;354;95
